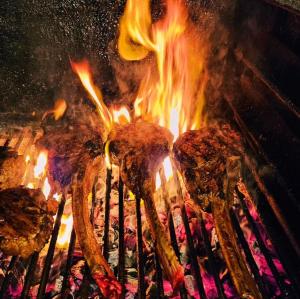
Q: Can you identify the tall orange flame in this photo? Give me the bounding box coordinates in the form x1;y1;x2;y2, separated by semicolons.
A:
118;0;207;139
70;60;112;130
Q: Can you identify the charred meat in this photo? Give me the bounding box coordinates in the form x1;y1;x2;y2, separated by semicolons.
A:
109;120;184;290
173;123;262;299
0;187;56;258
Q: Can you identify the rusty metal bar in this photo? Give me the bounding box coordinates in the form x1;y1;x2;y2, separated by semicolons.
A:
37;196;66;299
20;252;39;299
118;178;126;298
230;209;269;299
136;194;146;299
103;168;112;260
0;256;19;299
60;228;76;298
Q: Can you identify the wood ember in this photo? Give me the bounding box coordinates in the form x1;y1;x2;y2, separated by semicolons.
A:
108;120;184;290
0;187;57;258
173;123;262;299
0;150;26;190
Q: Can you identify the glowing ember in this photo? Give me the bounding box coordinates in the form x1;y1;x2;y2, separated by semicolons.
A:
42;177;51;200
34;151;48;178
57;214;73;248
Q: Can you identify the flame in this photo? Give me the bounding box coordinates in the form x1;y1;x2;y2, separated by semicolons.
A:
111;106;131;125
34;151;48;178
105;142;112;170
118;0;207;139
163;157;173;181
53;98;67;120
27;183;34;189
53;193;62;202
42;177;51;200
70;60;112;130
155;172;161;190
57;214;73;248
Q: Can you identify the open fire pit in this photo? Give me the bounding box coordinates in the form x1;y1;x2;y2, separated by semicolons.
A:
0;0;299;298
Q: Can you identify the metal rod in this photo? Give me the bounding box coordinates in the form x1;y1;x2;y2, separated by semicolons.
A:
236;187;290;296
60;228;76;298
118;178;126;298
103;168;112;260
231;209;269;299
20;252;39;299
159;169;188;299
199;216;225;299
155;250;164;298
136;194;146;299
171;160;207;299
0;256;19;299
37;196;66;299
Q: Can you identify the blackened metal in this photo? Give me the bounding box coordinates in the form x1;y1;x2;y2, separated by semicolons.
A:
171;161;207;299
199;217;225;299
135;194;146;299
103;168;112;260
37;196;66;299
155;251;164;298
0;256;19;299
230;210;269;299
61;228;76;299
90;177;97;225
20;252;39;299
236;187;291;296
118;178;126;298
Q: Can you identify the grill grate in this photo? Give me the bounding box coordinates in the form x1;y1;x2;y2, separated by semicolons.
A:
0;127;298;299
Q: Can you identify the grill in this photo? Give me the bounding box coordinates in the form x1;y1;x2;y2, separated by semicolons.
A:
0;124;298;299
0;0;300;298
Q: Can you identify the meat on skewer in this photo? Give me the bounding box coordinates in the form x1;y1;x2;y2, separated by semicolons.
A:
173;123;262;299
108;119;184;290
37;123;122;298
0;187;56;258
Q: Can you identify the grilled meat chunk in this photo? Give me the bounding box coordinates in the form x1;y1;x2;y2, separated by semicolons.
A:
0;151;26;190
173;123;262;299
108;120;184;289
0;187;56;258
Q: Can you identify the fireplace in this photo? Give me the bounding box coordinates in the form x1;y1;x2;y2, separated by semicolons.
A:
0;0;299;298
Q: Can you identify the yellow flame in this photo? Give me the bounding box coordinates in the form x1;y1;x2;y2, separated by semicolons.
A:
70;60;112;130
53;193;62;202
163;157;173;181
42;177;51;200
57;214;73;248
105;141;112;170
155;172;161;190
53;98;67;120
25;155;30;163
111;106;131;125
34;151;48;178
27;183;34;189
118;0;207;139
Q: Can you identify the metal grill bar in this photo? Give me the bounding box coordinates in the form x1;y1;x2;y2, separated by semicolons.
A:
103;168;112;260
230;209;269;299
37;196;66;299
0;256;19;299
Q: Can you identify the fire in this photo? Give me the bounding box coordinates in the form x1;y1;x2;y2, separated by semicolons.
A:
104;141;112;170
70;60;112;130
57;214;73;248
111;106;131;125
163;157;173;181
42;177;51;200
118;0;207;139
155;172;161;190
34;151;48;178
